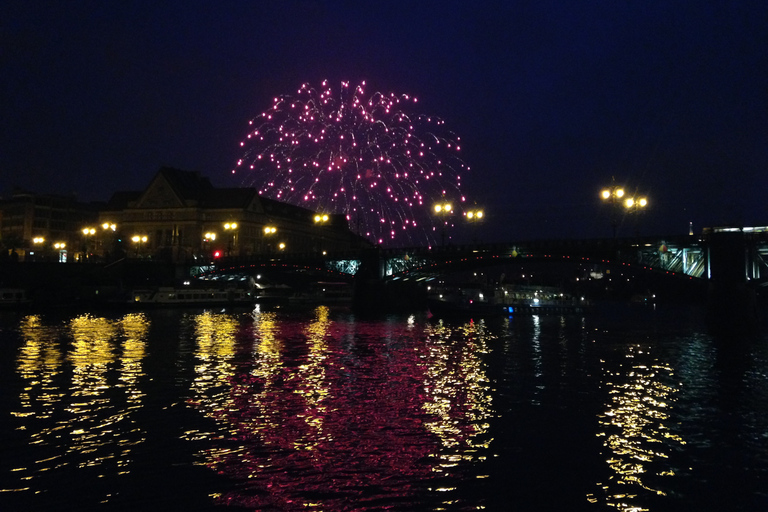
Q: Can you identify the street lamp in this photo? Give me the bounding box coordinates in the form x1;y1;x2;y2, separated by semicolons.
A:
624;197;648;211
54;242;67;263
600;179;627;238
131;235;148;256
464;207;484;244
433;201;453;246
82;227;96;261
203;232;216;259
263;226;277;254
224;222;238;256
624;196;648;236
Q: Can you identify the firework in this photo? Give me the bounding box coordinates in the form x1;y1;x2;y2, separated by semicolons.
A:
233;80;468;246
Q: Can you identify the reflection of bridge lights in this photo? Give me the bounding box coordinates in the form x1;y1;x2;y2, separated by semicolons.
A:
588;345;685;509
13;313;150;489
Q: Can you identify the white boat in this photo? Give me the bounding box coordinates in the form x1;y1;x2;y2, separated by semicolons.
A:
0;288;32;308
128;286;253;306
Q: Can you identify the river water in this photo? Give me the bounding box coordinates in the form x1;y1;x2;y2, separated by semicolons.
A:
1;302;767;511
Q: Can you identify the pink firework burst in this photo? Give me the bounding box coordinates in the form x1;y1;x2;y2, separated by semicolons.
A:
233;80;468;246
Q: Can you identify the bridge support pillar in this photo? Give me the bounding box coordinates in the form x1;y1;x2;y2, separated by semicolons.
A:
706;230;759;327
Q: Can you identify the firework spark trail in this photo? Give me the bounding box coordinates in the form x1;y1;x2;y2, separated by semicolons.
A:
233;80;468;246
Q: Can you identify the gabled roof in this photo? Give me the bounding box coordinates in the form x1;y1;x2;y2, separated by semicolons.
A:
105;167;261;210
156;167;214;201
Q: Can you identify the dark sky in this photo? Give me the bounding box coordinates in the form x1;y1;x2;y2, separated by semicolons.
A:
2;1;767;242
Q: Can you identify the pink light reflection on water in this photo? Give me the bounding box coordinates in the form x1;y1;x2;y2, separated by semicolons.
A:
186;308;494;511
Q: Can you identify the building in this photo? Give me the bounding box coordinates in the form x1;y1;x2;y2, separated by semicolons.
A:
98;167;369;262
0;188;100;262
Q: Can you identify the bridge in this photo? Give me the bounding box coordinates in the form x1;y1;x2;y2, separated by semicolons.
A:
203;226;768;289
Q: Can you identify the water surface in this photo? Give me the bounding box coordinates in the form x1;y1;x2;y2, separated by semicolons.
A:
1;303;766;511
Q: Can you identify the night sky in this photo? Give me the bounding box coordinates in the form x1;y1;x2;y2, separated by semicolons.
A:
3;1;767;243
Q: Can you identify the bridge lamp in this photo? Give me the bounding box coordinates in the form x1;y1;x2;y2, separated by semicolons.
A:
314;214;330;224
624;197;648;211
600;187;624;201
82;227;96;236
434;202;452;214
102;222;117;231
54;242;66;249
264;226;277;235
203;232;216;241
465;209;484;221
224;222;238;230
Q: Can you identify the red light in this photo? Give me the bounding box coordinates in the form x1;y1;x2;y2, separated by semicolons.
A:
213;250;221;258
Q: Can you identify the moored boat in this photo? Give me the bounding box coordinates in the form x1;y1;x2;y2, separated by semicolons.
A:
127;285;253;306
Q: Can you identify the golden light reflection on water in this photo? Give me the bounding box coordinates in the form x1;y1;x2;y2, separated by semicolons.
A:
6;313;150;496
587;344;685;511
183;310;497;510
186;311;240;424
421;319;494;482
294;306;332;450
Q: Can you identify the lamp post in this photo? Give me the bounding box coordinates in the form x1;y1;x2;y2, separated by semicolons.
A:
99;222;117;261
203;232;216;260
53;242;67;263
464;207;484;244
263;226;277;254
32;237;45;261
82;227;96;261
223;222;238;256
433;201;453;247
313;214;330;254
601;177;649;238
600;180;625;239
623;196;648;236
131;235;148;257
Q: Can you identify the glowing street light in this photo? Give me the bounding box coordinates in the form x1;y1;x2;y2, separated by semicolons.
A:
223;222;238;255
465;208;484;221
264;226;277;235
433;202;453;214
313;213;330;224
131;235;148;256
600;178;628;238
433;201;454;246
464;207;484;244
624;197;648;210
